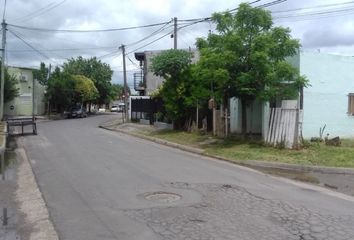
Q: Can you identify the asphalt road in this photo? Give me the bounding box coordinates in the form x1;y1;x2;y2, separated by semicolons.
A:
22;114;354;240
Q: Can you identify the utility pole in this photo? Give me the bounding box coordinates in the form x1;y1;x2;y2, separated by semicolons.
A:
0;20;6;120
46;64;51;115
32;77;35;120
173;17;177;49
120;44;128;122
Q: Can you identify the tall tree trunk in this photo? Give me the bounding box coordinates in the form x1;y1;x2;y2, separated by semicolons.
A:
241;99;247;135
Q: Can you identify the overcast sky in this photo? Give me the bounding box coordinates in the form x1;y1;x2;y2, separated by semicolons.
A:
2;0;354;87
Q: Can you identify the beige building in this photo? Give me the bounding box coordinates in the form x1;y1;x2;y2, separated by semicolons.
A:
4;66;46;117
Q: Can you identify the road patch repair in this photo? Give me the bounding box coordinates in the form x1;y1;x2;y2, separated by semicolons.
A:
100;121;354;197
124;182;354;239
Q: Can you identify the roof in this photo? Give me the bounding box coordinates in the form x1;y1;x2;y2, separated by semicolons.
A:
8;66;36;71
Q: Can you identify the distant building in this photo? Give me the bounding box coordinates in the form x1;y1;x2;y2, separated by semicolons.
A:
134;49;199;96
4;66;46;117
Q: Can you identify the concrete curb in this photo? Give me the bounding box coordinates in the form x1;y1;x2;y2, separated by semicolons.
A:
16;144;59;240
0;123;7;154
100;124;354;175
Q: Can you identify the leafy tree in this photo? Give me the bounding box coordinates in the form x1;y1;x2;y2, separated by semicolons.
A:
110;83;130;100
63;56;114;104
4;68;20;103
32;62;49;85
46;67;75;112
196;3;308;133
151;49;195;129
72;75;98;103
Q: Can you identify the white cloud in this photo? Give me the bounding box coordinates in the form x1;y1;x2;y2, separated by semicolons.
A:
2;0;354;84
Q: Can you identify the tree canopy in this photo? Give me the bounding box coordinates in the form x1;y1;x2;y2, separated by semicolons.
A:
32;62;49;86
46;67;75;111
4;68;19;103
63;56;114;104
195;3;308;133
196;3;307;103
151;49;195;127
72;75;98;103
110;83;128;100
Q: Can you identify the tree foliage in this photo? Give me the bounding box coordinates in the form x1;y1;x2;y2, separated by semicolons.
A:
110;83;127;100
32;62;49;85
46;67;75;111
4;68;20;103
72;75;98;103
151;49;195;127
196;3;308;133
63;56;114;104
196;3;307;102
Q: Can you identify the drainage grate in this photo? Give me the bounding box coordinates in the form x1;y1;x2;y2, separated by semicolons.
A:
144;192;181;203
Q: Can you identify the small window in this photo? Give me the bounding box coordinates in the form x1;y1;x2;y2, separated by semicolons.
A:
348;93;354;115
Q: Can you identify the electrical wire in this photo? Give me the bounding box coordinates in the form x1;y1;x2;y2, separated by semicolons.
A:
7;46;117;53
272;3;354;22
127;55;140;68
8;21;172;33
255;0;287;9
126;20;173;47
97;50;121;60
8;29;57;63
24;28;114;50
11;0;66;23
126;30;173;55
271;1;354;14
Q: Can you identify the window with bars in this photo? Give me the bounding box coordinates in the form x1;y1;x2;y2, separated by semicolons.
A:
348;93;354;115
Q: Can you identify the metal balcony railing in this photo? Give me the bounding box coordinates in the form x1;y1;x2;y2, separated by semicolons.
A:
133;71;145;91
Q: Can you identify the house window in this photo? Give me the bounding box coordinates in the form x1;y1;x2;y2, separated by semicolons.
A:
348;93;354;115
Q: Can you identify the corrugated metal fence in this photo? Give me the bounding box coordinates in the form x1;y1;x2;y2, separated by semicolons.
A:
266;100;302;149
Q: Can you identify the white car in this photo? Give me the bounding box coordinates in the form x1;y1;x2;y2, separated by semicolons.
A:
111;105;118;112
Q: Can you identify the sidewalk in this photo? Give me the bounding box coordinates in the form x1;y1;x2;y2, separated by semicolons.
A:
100;121;354;197
0;126;58;240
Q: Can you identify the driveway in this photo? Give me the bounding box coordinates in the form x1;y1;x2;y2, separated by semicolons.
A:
21;114;354;240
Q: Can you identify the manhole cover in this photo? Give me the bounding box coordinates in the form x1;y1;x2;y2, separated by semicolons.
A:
144;192;181;203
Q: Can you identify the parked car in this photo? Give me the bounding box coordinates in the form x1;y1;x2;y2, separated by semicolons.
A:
117;103;125;112
111;105;118;112
68;106;87;118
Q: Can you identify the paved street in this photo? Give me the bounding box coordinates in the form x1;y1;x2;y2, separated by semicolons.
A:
22;114;354;240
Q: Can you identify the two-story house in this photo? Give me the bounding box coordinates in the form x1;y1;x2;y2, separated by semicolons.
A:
4;66;46;117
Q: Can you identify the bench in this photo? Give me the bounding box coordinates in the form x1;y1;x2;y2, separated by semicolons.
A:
6;117;37;135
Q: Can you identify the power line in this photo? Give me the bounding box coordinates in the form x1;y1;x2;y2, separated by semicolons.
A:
7;46;116;52
126;20;173;47
255;0;287;9
8;21;172;33
127;55;139;68
14;0;66;23
272;1;354;14
8;29;55;63
97;50;121;60
126;30;173;55
272;4;354;21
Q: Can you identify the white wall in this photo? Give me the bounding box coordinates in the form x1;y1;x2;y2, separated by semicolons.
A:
301;52;354;138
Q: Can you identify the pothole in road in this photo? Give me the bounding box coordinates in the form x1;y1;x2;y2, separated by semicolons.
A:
143;192;182;203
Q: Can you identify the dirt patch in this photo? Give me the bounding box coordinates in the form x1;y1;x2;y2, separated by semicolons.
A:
251;166;354;197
